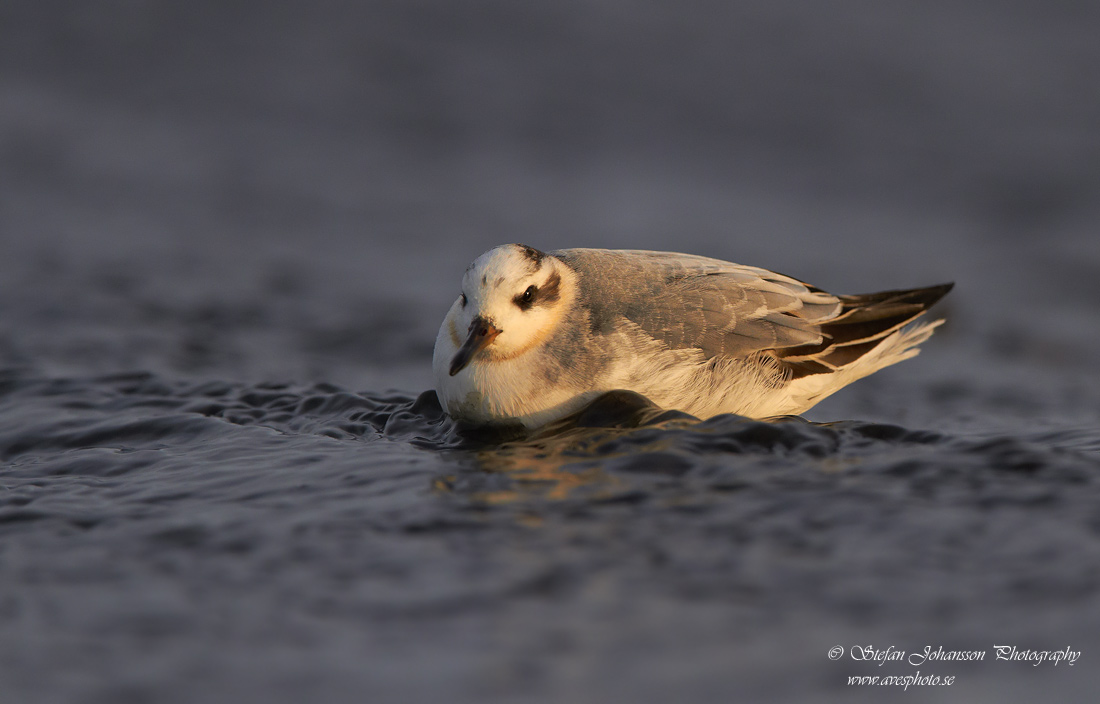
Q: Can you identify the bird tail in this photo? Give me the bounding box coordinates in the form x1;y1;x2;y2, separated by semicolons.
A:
778;283;953;379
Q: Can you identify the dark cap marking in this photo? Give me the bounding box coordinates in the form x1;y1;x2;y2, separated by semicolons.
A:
514;244;546;268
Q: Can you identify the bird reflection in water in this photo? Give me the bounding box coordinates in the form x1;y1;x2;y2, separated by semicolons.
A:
432;390;698;505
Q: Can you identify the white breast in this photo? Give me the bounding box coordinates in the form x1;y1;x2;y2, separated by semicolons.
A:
432;315;596;427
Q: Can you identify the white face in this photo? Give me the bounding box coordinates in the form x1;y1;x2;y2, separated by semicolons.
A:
444;244;571;374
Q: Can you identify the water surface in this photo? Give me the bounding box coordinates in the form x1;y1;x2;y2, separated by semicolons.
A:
2;2;1100;702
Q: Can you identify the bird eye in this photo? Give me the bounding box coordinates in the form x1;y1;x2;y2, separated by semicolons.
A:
514;284;538;310
460;293;467;307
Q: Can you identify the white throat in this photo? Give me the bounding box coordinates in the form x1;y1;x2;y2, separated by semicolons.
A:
432;249;584;426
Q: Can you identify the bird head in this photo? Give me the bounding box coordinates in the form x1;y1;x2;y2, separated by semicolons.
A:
442;244;574;376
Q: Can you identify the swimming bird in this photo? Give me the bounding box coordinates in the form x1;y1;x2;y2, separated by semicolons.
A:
433;244;952;428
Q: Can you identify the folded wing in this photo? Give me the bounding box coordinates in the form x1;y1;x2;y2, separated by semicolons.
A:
557;249;951;378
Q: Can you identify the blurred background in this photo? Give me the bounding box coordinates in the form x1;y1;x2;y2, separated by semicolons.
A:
2;0;1098;423
2;3;1100;703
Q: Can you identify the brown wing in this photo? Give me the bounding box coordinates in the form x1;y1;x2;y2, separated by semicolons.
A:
777;283;954;378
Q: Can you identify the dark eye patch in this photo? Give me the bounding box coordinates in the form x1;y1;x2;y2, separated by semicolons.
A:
460;293;467;307
513;272;562;311
514;285;537;310
538;272;561;305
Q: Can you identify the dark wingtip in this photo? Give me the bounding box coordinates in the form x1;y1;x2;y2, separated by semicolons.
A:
921;282;955;307
780;281;955;379
840;282;954;310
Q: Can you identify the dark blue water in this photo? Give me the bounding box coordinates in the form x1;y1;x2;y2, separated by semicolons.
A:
1;370;1098;703
2;2;1100;702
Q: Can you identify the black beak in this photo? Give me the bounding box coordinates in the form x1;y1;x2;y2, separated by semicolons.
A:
449;316;502;376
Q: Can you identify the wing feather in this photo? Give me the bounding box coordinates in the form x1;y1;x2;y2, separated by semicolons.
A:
555;249;841;359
